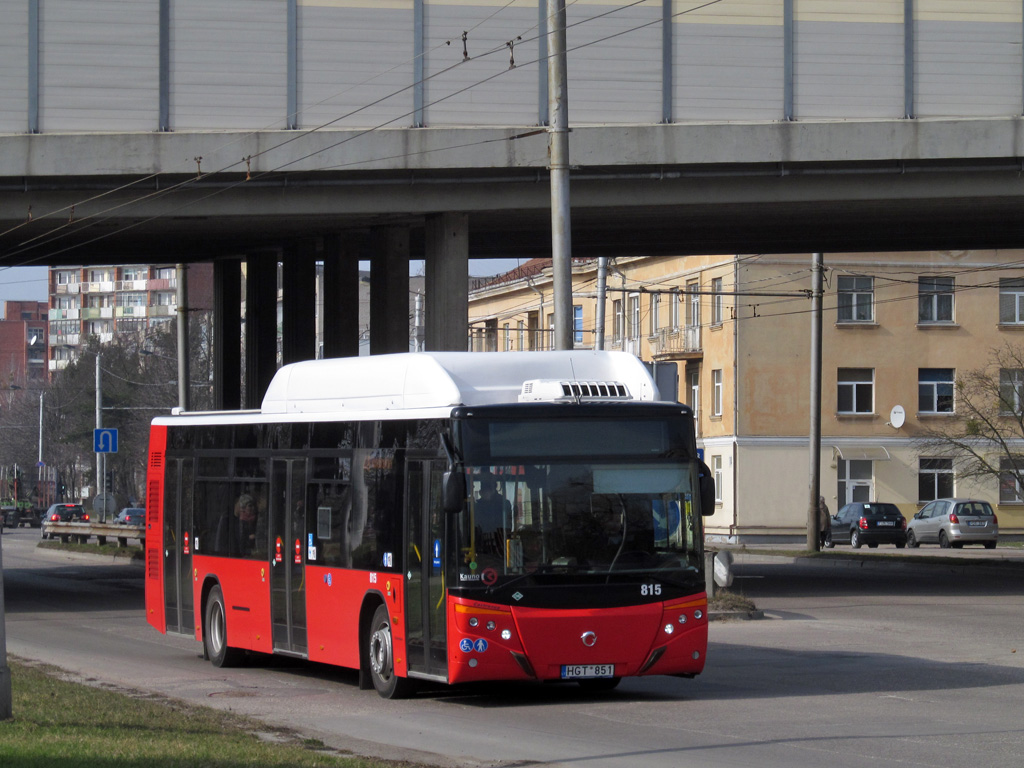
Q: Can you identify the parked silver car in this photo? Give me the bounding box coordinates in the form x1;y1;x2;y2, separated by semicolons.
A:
906;498;998;549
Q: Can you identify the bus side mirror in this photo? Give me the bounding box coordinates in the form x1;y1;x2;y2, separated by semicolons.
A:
698;461;715;516
442;471;465;514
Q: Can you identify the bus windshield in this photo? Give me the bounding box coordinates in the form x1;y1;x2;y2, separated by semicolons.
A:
456;460;703;589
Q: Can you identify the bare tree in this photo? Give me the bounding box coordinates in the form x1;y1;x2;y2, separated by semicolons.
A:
918;343;1024;496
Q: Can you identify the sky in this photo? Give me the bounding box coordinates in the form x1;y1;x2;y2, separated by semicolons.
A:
0;260;524;319
0;266;48;315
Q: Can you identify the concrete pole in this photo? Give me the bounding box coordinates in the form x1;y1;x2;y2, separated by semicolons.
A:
95;352;102;511
808;252;824;551
547;0;573;351
595;257;608;350
0;530;11;719
176;263;190;412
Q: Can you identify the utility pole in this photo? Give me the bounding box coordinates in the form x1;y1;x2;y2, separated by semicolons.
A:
547;0;573;350
95;351;103;519
176;263;190;411
808;252;824;550
0;530;11;720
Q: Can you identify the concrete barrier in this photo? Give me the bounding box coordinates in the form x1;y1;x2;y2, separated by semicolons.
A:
42;521;145;548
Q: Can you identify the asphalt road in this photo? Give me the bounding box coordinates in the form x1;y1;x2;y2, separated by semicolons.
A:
3;528;1023;768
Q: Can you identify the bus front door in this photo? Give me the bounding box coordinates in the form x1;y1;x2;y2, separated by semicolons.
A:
270;458;308;656
404;460;448;681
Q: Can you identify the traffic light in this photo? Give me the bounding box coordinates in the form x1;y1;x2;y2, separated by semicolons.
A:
104;470;113;493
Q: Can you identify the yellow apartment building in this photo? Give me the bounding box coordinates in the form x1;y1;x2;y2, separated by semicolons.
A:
469;251;1024;542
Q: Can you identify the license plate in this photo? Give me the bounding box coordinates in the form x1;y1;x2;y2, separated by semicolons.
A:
561;664;615;679
967;521;987;527
876;521;895;527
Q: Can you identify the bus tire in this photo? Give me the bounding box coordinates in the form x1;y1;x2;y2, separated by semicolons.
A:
367;604;413;699
204;585;242;668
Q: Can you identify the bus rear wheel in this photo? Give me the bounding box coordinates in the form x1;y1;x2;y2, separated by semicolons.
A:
204;585;242;668
367;604;413;699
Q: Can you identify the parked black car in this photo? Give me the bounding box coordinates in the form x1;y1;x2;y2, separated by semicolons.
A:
824;502;907;549
41;503;88;539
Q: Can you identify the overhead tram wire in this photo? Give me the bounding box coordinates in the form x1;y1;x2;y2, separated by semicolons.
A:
0;6;538;262
0;2;538;256
5;0;732;266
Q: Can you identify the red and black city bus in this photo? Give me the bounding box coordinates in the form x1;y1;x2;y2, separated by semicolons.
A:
145;351;714;697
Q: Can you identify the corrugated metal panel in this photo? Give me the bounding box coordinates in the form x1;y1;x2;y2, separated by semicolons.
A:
566;3;661;125
674;23;783;121
0;0;29;132
38;0;158;132
794;21;904;119
916;20;1022;117
423;4;537;127
170;0;287;131
298;6;414;130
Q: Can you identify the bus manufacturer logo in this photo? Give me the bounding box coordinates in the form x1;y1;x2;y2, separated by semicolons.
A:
581;631;597;647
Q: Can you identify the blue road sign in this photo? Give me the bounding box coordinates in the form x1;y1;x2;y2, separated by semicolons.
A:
94;428;118;453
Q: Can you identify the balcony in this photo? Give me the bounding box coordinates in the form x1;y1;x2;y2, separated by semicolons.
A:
650;326;702;360
81;307;114;320
54;283;80;294
116;306;149;317
48;308;80;320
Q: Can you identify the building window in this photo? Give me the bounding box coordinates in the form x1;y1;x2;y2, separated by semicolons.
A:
122;267;147;281
88;269;113;283
918;277;953;323
627;294;640;339
837;276;874;322
918;457;954;502
121;292;147;307
711;277;723;325
712;369;723;417
918;368;954;413
573;305;583;344
503;322;512;351
154;267;175;281
999;278;1024;324
712;456;723;503
670;290;680;329
54;296;77;310
612;300;623;342
155;292;175;307
837;368;874;414
999;457;1024;503
999;368;1024;414
55;270;78;285
547;313;554;350
517;320;525;351
650;294;660;336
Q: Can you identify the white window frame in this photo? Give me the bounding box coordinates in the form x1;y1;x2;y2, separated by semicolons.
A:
650;294;660;336
837;368;874;414
918;457;954;502
918;277;954;323
999;456;1024;503
712;455;723;503
1000;368;1024;415
627;294;640;340
999;278;1024;325
573;305;583;344
837;276;875;323
712;369;723;417
711;277;723;326
918;368;954;414
612;300;623;342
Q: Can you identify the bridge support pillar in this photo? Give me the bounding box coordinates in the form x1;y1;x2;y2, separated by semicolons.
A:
321;234;360;359
425;212;468;351
281;239;318;366
244;249;280;409
369;227;410;355
213;258;242;410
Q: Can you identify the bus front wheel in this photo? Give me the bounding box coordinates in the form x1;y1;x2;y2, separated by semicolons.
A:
204;585;242;668
367;604;413;699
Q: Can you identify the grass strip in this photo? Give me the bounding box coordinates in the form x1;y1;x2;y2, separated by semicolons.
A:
0;658;425;768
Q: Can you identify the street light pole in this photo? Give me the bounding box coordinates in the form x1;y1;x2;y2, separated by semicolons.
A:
95;352;104;520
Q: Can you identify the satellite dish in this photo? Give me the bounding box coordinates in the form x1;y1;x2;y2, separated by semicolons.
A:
29;335;37;345
889;405;906;429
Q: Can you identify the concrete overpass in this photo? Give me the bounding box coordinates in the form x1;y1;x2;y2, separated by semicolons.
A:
4;1;1024;403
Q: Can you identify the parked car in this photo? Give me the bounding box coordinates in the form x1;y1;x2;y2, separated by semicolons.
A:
41;503;88;539
115;508;145;526
907;498;998;549
824;502;907;549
